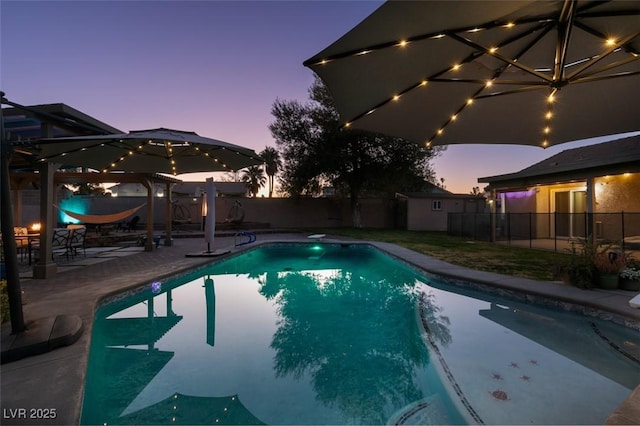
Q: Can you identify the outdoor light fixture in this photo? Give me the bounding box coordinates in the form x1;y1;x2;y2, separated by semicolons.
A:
30;223;41;232
201;194;207;231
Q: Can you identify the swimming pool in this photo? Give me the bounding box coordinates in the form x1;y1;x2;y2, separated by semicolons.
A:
82;243;640;425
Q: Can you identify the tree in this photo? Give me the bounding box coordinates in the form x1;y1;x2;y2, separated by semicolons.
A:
269;76;445;227
240;165;266;197
73;182;106;196
260;146;281;198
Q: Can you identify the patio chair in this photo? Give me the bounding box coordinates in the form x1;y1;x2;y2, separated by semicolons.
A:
51;228;71;260
122;215;140;232
67;226;87;258
224;201;245;226
13;227;28;261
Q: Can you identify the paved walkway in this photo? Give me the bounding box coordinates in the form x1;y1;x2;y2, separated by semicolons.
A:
1;233;639;425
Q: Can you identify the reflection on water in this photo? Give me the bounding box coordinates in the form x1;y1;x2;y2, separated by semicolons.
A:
261;268;433;424
81;244;457;425
82;286;183;424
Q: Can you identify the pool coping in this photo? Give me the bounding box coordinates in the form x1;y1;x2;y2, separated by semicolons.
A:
1;234;638;425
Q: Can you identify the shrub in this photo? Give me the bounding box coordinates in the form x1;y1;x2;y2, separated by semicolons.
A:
565;262;595;289
564;237;626;289
620;267;640;281
592;251;626;275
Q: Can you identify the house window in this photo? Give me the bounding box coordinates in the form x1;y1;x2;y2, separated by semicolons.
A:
432;200;442;211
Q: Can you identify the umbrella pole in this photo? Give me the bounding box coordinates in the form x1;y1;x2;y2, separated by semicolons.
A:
0;93;26;333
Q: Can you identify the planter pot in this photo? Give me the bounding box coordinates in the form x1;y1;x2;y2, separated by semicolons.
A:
620;278;640;292
598;274;619;290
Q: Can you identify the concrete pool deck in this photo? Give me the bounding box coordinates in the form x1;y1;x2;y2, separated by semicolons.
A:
1;233;639;425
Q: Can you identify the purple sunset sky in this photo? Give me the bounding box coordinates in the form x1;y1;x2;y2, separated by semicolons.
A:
2;1;637;194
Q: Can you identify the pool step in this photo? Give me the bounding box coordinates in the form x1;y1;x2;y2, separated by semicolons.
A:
387;395;452;425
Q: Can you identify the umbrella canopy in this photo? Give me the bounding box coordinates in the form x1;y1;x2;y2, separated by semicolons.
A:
304;0;640;148
118;393;265;425
33;127;263;174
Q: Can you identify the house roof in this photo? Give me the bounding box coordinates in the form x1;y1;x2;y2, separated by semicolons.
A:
478;134;640;187
399;192;483;200
4;103;123;140
398;181;482;199
4;102;123;171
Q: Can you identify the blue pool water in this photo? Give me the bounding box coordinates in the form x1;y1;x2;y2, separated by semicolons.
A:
82;243;640;425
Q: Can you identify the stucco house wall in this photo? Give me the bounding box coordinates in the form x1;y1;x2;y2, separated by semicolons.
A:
406;199;448;231
594;174;640;213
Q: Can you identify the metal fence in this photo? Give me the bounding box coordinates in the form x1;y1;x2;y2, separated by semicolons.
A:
448;212;640;253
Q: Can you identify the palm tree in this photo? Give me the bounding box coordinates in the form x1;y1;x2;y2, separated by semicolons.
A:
241;165;266;197
260;146;281;197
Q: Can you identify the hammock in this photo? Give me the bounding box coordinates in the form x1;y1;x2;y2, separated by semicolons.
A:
54;204;145;225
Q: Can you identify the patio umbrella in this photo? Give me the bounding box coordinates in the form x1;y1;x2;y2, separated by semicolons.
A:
204;178;216;253
304;0;640;148
33;127;263;174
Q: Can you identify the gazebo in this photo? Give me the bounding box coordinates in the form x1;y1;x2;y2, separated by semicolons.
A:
3;101;181;279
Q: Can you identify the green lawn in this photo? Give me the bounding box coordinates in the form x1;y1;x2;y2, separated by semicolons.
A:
311;229;571;282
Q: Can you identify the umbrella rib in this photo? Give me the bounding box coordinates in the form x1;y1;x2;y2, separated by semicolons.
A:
37;140;112;161
576;21;640;56
566;25;640;81
573;9;640;56
474;85;548;100
568;47;640;82
553;0;577;84
586;57;640;77
345;80;433;126
100;140;151;173
577;6;640;20
447;32;553;83
571;69;640;84
38;139;134;166
187;145;229;171
429;78;548;86
163;141;178;175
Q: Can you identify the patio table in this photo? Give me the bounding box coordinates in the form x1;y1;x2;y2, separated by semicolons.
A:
19;233;40;265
